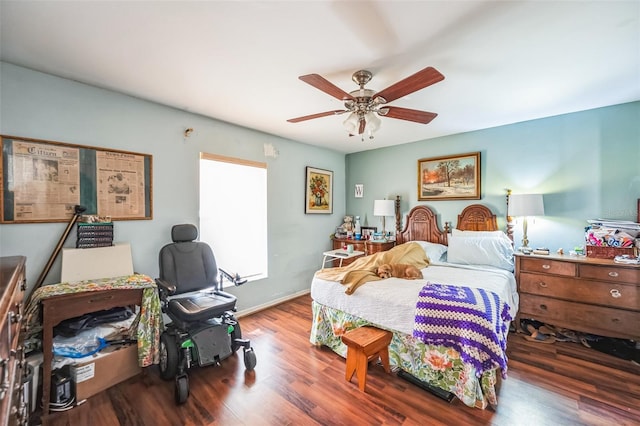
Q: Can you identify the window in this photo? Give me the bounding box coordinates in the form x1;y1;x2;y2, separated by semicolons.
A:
199;153;267;285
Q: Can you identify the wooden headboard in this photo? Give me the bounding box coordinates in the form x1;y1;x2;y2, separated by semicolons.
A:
456;204;498;231
396;204;499;245
396;206;447;245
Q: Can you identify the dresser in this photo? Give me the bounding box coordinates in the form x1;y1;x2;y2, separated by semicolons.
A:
515;253;640;340
0;256;27;426
331;238;395;266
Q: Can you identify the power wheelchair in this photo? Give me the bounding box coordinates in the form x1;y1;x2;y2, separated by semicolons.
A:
155;224;256;404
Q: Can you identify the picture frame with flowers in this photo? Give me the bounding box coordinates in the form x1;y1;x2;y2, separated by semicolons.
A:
305;166;333;214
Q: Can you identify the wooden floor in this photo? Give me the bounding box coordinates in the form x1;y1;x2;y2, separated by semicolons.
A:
41;294;640;426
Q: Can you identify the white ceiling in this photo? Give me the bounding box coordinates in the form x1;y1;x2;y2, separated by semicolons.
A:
1;1;639;154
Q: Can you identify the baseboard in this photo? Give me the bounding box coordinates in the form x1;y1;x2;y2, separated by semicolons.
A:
235;289;310;318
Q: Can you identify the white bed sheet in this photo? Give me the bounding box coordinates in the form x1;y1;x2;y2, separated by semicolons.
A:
311;261;519;336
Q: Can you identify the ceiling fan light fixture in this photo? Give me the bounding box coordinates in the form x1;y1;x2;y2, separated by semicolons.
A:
343;112;359;134
372;96;387;105
365;112;381;132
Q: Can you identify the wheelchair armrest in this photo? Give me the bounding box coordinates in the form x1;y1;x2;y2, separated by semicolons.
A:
155;278;176;296
219;268;247;286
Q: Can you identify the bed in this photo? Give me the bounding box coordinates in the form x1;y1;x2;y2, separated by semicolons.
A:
310;204;518;409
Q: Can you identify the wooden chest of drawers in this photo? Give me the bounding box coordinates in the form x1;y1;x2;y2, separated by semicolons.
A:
0;256;27;426
515;253;640;340
331;238;395;267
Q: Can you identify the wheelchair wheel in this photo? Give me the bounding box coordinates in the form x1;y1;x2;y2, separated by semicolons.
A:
243;347;257;371
231;319;242;352
175;375;189;405
159;333;179;380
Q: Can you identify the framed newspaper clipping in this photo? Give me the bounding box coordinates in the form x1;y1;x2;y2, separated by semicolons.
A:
1;135;152;223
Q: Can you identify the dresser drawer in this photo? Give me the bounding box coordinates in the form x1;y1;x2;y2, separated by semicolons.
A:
519;257;576;276
579;264;640;285
519;272;639;311
43;288;143;326
519;295;639;340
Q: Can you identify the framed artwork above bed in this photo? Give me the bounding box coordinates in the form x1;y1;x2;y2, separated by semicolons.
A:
417;152;480;201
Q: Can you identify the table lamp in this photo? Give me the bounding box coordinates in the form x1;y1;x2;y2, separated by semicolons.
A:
508;193;545;252
373;199;395;241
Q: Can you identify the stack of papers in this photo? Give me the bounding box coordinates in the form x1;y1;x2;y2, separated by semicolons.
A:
587;219;640;238
614;255;640;264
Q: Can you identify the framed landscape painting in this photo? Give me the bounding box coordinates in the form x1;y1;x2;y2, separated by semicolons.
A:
305;166;333;214
417;152;481;201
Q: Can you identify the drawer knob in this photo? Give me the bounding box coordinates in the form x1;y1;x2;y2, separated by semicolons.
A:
610;289;622;298
539;304;548;311
542;264;551;270
611;318;620;323
608;271;619;278
538;281;548;288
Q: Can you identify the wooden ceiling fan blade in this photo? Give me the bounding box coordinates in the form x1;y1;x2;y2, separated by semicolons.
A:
287;110;347;123
381;106;438;124
358;119;366;135
299;74;355;101
373;67;445;103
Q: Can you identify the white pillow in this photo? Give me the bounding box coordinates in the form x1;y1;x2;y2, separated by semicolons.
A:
451;229;507;239
446;234;514;271
414;241;448;262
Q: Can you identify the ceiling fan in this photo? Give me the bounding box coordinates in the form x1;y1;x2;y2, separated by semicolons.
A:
287;66;445;140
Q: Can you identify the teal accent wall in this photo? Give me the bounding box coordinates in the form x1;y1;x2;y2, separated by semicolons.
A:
1;60;637;312
0;62;345;311
346;102;640;253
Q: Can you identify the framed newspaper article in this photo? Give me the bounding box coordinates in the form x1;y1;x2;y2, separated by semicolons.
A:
1;135;152;223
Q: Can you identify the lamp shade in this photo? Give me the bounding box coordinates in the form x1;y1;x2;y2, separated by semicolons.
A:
373;199;395;217
509;194;545;217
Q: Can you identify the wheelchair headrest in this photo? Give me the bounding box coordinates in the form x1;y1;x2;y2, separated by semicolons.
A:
171;224;198;242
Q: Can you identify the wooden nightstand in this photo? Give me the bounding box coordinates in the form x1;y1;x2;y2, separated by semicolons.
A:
331;238;395;267
514;253;640;340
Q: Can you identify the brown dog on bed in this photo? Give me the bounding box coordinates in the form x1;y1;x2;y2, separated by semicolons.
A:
376;263;423;280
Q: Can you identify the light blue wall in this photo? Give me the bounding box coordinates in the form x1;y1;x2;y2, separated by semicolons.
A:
0;62;345;311
346;102;640;253
2;62;638;312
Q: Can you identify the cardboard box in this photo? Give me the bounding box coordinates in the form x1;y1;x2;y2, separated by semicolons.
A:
70;344;141;401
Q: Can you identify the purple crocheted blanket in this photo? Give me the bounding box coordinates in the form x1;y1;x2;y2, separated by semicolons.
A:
413;282;512;378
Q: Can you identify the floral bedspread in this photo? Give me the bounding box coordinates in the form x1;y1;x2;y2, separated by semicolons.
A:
310;301;499;409
25;274;162;367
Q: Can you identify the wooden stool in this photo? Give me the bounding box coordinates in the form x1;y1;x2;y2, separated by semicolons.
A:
341;326;393;392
